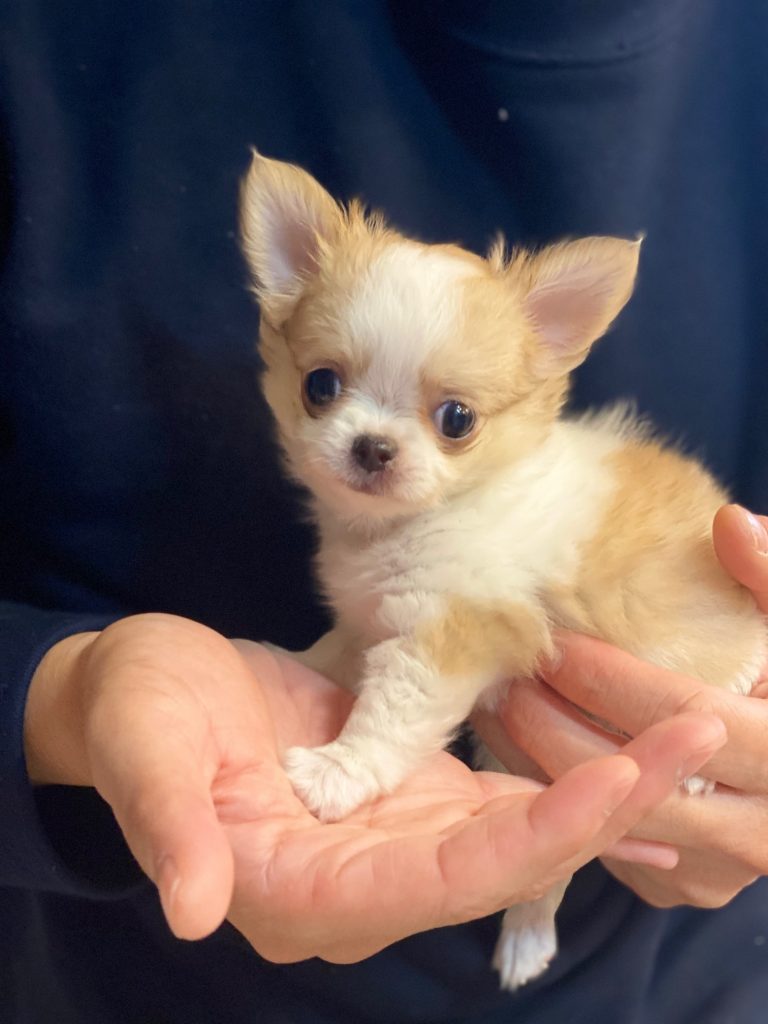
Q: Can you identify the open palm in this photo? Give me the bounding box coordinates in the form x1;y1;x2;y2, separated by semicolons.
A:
58;615;724;965
216;641;723;963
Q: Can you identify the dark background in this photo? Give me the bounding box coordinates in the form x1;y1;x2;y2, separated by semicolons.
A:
1;3;767;1022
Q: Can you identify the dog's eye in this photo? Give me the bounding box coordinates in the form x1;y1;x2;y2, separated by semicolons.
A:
304;368;342;407
433;400;476;440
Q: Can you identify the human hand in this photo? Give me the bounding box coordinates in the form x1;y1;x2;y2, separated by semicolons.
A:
25;614;724;961
479;504;768;909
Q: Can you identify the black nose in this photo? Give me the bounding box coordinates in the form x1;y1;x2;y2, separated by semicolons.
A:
352;434;398;472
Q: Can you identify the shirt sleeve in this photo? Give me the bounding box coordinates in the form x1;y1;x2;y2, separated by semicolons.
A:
0;601;146;897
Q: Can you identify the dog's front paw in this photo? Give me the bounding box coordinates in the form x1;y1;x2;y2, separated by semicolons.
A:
283;742;380;822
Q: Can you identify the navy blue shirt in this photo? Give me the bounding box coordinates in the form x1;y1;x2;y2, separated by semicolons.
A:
2;2;768;1021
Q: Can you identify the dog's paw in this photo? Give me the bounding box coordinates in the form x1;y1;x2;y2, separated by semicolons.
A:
679;772;715;796
283;742;380;822
493;920;557;991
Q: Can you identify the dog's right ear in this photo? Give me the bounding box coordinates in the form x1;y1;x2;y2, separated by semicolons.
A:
239;151;341;325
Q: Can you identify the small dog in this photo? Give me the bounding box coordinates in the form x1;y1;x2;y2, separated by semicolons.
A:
239;152;765;989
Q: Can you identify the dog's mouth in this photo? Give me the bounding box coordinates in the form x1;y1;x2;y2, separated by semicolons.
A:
312;455;434;515
345;469;395;497
338;455;402;498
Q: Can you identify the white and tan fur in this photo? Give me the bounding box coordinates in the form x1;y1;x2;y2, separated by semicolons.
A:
240;153;765;989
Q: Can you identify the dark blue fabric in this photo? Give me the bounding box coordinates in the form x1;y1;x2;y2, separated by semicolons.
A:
1;1;767;1021
0;603;138;894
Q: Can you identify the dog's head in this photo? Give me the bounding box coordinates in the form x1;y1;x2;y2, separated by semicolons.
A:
240;153;639;525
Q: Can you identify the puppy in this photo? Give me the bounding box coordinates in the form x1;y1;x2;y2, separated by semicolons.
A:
239;153;765;990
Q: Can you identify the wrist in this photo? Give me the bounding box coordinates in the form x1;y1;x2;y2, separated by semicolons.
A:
24;631;100;786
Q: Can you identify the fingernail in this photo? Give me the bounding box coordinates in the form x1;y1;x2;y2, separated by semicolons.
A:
742;508;768;554
603;765;640;816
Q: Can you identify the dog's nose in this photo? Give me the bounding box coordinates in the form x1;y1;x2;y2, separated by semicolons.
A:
352;434;398;472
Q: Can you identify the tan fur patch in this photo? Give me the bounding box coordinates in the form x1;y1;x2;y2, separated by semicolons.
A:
415;597;553;682
544;439;764;686
420;272;534;417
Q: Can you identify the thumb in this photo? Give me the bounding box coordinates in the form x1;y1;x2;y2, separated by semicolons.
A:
91;728;234;941
713;504;768;613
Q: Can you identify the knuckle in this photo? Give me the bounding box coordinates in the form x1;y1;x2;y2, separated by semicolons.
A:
239;910;320;964
676;878;746;909
688;890;737;910
712;840;768;881
664;686;716;721
256;938;312;964
121;785;176;833
643;891;681;910
638;874;749;910
731;839;768;876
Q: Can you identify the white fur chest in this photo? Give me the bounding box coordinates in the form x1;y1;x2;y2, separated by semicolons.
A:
315;416;623;641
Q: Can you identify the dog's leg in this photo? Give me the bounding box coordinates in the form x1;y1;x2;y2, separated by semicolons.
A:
473;738;567;988
283;632;480;820
284;596;550;821
276;626;363;692
493;879;569;991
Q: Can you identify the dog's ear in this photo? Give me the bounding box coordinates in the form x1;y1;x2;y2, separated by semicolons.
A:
520;236;641;376
240;151;341;325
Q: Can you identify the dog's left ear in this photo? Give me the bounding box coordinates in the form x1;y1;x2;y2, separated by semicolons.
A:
521;236;641;376
240;151;342;324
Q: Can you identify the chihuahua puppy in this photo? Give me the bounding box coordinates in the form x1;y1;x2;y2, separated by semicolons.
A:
239;153;765;990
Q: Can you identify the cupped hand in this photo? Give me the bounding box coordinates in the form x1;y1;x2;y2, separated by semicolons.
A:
479;504;768;909
25;614;724;962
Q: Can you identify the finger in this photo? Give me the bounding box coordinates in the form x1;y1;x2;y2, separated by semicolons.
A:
505;677;768;864
550;712;726;876
90;725;234;941
510;677;768;875
536;632;768;791
603;837;679;869
111;761;233;940
497;679;763;869
627;787;768;872
604;848;760;910
492;676;621;776
440;715;718;914
473;696;679;868
713;505;768;614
